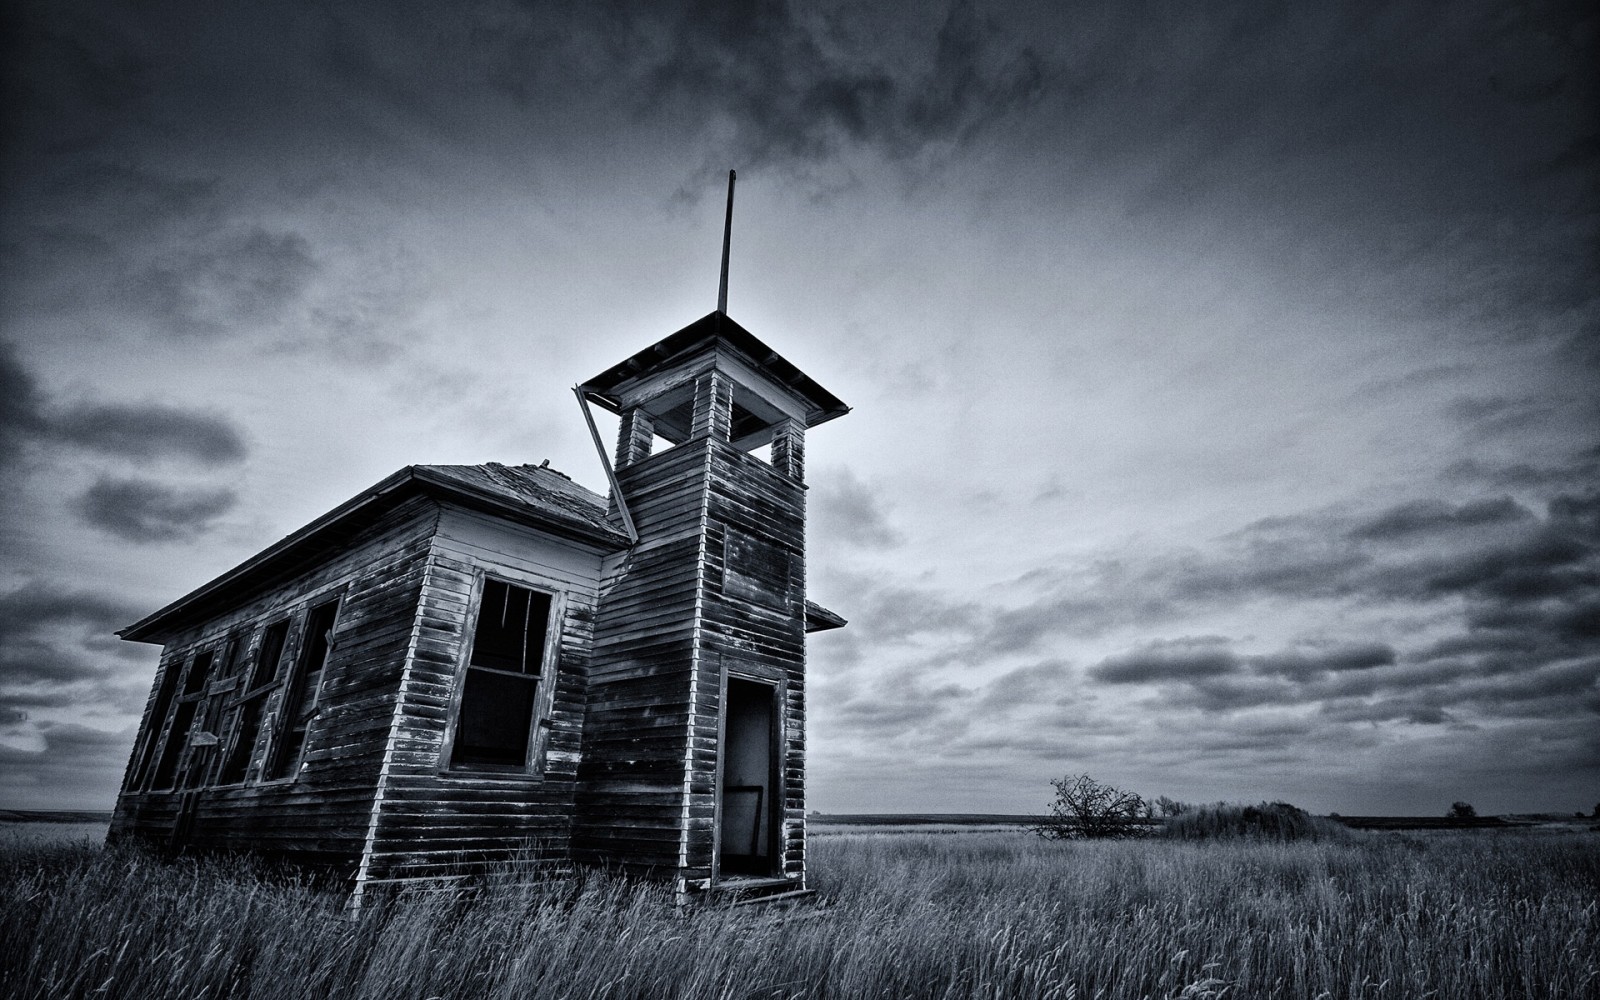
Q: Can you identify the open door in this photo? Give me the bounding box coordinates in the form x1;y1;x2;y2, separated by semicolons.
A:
719;677;779;876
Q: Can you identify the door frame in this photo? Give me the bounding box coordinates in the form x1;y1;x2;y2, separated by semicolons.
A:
712;659;786;883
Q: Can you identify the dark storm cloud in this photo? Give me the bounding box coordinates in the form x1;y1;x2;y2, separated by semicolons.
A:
0;722;133;810
1;0;1044;199
1089;639;1396;692
1090;636;1240;685
820;483;1598;715
118;226;319;339
815;484;1598;757
1032;1;1600;380
818;658;1098;746
1350;497;1534;542
5;163;320;341
812;468;904;549
474;0;1045;179
53;404;246;465
0;343;248;468
1086;626;1599;725
1165;491;1600;612
822;666;971;740
76;477;237;543
0;342;47;465
1443;450;1600;492
0;644;107;685
0;581;149;731
1251;643;1396;681
0;585;141;648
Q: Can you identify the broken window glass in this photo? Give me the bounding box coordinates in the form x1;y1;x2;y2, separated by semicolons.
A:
451;579;552;769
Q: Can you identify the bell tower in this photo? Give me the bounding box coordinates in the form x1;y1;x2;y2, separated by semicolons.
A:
573;308;847;895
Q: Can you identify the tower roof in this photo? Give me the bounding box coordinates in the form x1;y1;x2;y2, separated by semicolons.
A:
579;311;849;430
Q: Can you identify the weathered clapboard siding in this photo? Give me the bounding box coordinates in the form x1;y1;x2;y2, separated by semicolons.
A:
696;442;809;884
573;441;710;872
574;418;814;891
357;503;609;883
109;496;442;871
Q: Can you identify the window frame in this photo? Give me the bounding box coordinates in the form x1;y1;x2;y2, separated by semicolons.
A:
128;649;187;792
439;572;564;777
186;633;245;789
215;618;293;787
148;646;217;791
261;594;342;784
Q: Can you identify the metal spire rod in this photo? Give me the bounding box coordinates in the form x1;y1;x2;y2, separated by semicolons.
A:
717;169;736;313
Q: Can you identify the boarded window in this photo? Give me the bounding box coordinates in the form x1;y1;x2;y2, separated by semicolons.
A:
723;528;793;609
218;620;289;785
265;600;339;780
451;579;553;769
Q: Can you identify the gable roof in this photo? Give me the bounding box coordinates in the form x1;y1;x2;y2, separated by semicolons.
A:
417;462;624;542
120;463;631;643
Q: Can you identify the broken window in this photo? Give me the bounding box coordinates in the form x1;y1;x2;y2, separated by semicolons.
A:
187;636;243;788
218;619;289;785
151;650;214;790
451;578;553;769
265;599;339;780
129;652;185;790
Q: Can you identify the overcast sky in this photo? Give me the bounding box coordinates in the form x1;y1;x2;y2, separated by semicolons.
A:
2;0;1595;816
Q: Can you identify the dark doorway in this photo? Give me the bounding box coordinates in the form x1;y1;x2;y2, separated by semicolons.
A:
719;677;779;876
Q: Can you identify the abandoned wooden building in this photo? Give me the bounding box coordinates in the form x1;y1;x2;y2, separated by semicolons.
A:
109;308;849;902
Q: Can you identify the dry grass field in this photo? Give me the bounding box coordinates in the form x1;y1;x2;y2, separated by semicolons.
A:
2;822;1596;999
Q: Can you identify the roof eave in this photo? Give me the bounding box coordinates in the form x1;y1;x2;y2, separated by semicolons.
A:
120;467;632;644
579;311;850;429
119;466;420;644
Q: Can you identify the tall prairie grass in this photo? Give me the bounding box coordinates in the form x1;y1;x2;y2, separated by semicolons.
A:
2;829;1596;999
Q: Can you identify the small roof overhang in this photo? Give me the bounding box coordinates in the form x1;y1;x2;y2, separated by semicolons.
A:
579;311;849;430
805;600;847;633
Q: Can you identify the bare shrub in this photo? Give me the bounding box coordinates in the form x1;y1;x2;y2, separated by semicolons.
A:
1160;801;1352;843
1033;774;1150;840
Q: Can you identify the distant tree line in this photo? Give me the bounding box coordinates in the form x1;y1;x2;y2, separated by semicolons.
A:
1034;776;1585;842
